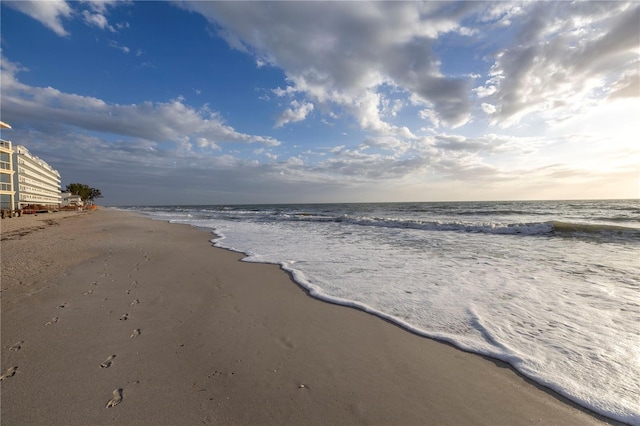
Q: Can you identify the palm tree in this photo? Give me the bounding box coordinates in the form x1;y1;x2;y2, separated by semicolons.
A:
87;188;102;206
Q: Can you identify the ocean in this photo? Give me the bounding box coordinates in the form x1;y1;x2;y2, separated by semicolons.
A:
125;199;639;424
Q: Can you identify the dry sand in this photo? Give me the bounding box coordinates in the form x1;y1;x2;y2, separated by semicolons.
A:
1;208;618;425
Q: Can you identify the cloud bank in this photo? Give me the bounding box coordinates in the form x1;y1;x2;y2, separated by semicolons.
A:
1;1;637;204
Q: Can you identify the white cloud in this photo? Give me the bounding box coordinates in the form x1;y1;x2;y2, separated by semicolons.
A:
196;137;220;151
177;1;638;135
481;103;497;114
275;100;314;128
285;156;304;166
477;2;640;127
272;86;297;98
0;55;281;149
5;0;73;37
360;136;411;156
82;10;115;32
474;85;497;98
179;1;478;134
381;98;404;118
419;108;441;128
7;0;128;36
608;71;640;100
108;40;130;54
433;133;541;155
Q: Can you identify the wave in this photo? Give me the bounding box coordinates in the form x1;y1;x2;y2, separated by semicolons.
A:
593;215;640;223
551;221;640;237
131;205;640;242
268;214;640;241
344;216;556;235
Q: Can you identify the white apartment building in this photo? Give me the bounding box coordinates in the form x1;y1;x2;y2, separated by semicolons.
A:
0;121;15;212
13;145;62;209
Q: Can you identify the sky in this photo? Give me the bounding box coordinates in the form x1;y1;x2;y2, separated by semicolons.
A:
0;1;638;206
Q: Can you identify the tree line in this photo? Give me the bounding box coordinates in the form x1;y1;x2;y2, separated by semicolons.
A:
65;183;103;205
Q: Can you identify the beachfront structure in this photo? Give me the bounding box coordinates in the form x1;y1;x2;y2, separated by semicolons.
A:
60;191;83;207
0;121;16;212
13;145;62;210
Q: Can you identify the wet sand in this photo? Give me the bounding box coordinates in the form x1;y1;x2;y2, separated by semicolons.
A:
0;208;617;425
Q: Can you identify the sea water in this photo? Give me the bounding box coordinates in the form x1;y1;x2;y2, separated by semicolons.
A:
126;200;640;424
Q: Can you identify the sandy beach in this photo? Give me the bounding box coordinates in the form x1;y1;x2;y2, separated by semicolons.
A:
1;208;618;425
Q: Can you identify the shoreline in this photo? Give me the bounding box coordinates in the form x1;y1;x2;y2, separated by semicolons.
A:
1;208;622;425
251;250;624;426
273;264;620;424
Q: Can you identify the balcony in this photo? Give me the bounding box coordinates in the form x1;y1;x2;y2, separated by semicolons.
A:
0;139;12;151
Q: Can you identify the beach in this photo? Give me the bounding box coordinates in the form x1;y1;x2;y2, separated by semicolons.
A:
1;208;618;425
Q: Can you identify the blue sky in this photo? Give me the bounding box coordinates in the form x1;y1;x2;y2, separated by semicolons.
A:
1;1;638;205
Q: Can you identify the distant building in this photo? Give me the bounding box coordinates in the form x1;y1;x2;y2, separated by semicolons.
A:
0;121;16;212
60;191;83;207
13;145;62;209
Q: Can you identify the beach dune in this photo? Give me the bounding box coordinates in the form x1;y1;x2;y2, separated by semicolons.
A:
1;209;615;425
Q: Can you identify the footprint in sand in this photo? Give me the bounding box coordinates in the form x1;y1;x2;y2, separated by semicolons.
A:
120;314;129;321
130;299;139;306
130;329;141;338
100;355;116;368
0;366;18;381
125;289;131;295
57;303;67;309
45;317;59;325
106;388;123;408
83;289;94;295
10;341;23;351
